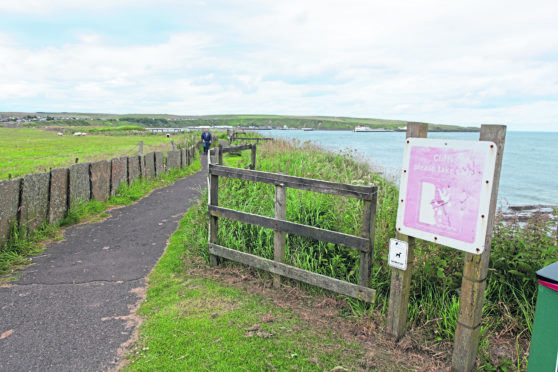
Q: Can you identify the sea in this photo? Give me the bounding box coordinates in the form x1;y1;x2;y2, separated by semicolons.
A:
266;130;557;209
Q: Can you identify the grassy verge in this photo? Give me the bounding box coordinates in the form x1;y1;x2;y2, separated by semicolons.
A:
0;161;201;277
150;138;555;370
124;209;378;371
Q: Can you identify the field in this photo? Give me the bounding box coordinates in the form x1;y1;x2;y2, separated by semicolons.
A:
0;128;195;179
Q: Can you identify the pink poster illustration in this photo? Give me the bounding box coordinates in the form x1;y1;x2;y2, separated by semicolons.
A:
397;138;497;253
404;146;484;242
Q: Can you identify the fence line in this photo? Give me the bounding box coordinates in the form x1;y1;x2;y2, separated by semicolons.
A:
207;144;378;302
0;141;201;247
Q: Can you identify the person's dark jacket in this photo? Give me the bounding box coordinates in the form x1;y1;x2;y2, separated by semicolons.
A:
201;131;212;147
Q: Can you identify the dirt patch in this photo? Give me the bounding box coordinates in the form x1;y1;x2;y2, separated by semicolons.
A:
110;285;147;372
186;261;454;371
183;257;530;370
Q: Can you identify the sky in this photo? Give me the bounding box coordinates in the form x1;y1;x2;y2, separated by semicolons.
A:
1;0;557;131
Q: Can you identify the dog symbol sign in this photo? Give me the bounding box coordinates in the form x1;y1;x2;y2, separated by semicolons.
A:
389;238;408;271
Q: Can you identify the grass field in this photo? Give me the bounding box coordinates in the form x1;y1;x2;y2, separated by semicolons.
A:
0;128;196;179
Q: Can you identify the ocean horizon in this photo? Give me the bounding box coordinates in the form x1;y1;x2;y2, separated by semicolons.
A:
266;129;557;208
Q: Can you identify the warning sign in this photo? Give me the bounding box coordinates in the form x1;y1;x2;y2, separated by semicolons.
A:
396;138;498;254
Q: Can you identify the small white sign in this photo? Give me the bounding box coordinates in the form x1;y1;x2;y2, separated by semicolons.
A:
389;238;409;271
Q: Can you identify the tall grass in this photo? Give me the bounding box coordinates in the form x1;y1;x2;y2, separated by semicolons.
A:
185;138;557;353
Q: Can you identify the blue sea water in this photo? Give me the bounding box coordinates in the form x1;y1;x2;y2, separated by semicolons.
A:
267;130;557;208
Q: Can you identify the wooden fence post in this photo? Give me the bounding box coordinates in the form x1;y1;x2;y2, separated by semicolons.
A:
273;181;287;288
208;149;220;267
359;195;377;288
138;141;143;156
386;122;428;340
218;144;224;165
451;125;506;372
250;144;257;170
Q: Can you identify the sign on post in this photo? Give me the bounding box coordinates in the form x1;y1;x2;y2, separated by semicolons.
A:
396;138;498;255
388;239;408;271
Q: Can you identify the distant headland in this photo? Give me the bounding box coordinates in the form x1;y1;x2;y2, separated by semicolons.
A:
0;112;480;132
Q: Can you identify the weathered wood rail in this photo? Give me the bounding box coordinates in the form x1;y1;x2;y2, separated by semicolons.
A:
207;148;378;303
228;129;273;145
216;143;257;170
230;136;273;143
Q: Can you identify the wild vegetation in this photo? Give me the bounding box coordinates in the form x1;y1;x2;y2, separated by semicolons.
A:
176;138;556;369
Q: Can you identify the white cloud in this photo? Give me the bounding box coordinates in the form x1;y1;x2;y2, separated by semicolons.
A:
0;0;557;130
0;0;187;14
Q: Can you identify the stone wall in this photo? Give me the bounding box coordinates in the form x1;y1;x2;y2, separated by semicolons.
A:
166;150;180;170
0;143;199;246
144;152;155;180
91;160;111;202
127;156;140;184
49;168;69;225
0;178;21;245
111;157;128;196
20;172;50;233
69;162;91;208
154;151;164;177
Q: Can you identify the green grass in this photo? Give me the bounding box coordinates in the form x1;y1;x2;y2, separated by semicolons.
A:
124;204;372;371
180;138;556;369
0;128;199;179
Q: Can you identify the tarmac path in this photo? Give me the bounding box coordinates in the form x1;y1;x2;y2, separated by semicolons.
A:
0;162;207;371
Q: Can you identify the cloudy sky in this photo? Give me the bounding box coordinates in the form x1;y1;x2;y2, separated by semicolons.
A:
1;0;557;131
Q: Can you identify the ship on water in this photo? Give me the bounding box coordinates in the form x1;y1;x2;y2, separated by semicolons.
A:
353;126;393;132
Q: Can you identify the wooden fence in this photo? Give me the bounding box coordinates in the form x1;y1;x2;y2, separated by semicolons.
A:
227;129;273;145
207;146;378;302
213;143;257;170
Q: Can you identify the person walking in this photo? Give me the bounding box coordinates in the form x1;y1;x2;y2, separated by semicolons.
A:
201;128;212;155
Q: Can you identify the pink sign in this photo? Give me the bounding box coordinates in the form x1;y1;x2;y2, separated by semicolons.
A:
396;138;497;254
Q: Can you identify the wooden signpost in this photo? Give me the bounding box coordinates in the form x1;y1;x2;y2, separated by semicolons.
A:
388;123;506;371
387;122;427;339
453;125;506;371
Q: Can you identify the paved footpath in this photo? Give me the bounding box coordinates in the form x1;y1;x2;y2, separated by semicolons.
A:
0;163;207;371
